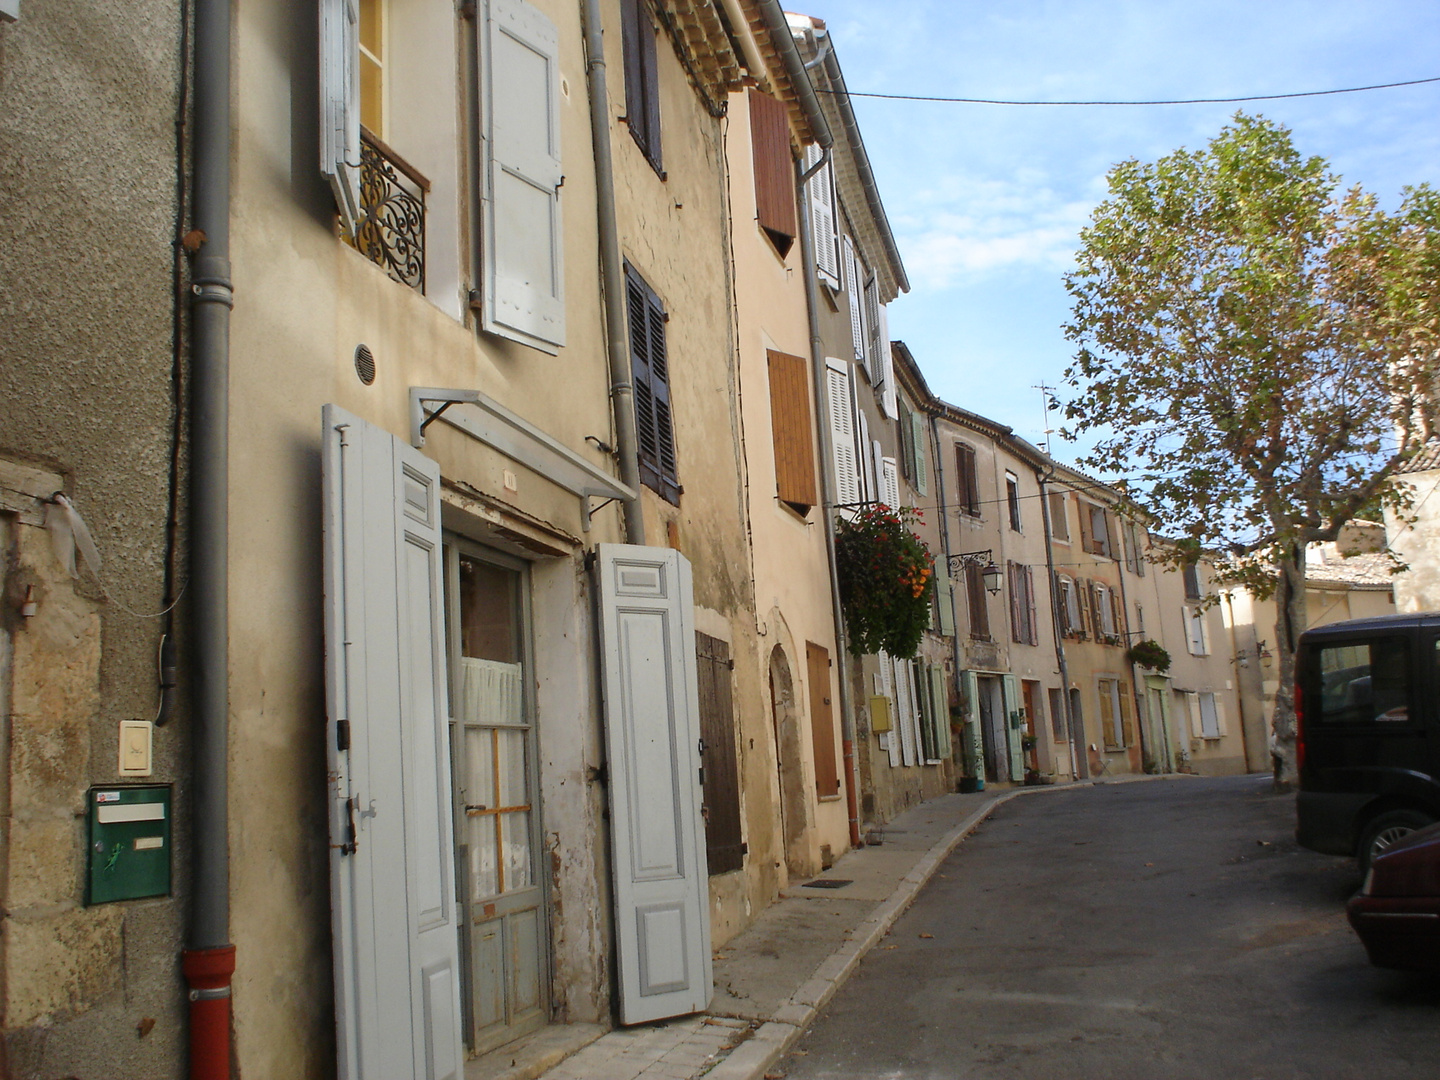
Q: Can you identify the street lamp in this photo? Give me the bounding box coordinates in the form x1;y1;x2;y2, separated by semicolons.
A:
946;549;1003;595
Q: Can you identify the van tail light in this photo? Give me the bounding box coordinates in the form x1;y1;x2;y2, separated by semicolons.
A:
1294;679;1305;773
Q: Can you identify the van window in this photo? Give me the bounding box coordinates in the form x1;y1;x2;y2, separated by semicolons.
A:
1316;638;1410;724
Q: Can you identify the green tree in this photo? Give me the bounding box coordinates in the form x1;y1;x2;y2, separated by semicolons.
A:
1062;113;1440;786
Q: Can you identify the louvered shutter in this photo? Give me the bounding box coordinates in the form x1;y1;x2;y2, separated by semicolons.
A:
1008;562;1024;644
882;457;900;511
481;0;566;350
896;659;918;767
1186;692;1204;738
877;308;897;420
1001;675;1024;781
864;275;882;375
320;0;361;233
825;359;860;509
929;665;952;758
843;237;866;368
916;663;937;761
960;670;982;776
1025;566;1039;645
910;409;929;496
936;572;956;637
878;653;900;768
857;409;875;501
628;268;679;503
806;146;840;289
1214;696;1228;736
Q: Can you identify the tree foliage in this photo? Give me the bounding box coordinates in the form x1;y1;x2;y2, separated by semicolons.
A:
1062;114;1440;784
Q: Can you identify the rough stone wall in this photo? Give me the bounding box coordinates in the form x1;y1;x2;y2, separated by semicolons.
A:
0;3;188;1077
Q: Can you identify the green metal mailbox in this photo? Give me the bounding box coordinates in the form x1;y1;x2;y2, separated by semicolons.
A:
87;785;171;904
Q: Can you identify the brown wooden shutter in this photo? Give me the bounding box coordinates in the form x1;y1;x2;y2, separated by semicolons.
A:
966;561;990;639
767;350;817;511
956;444;979;515
1025;565;1039;645
1078;498;1094;553
626;264;680;503
749;89;796;255
1008;561;1023;643
806;642;840;797
696;633;744;875
621;0;661;172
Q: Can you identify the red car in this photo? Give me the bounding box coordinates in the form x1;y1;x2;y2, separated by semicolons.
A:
1347;820;1440;973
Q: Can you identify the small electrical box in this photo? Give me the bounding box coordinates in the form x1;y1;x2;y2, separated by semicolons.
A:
87;785;171;905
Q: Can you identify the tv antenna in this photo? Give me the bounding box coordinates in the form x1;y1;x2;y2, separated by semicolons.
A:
1034;383;1056;455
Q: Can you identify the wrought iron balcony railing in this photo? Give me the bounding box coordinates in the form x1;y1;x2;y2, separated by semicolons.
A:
347;127;427;292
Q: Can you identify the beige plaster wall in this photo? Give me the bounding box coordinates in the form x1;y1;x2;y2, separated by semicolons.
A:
1389;470;1440;613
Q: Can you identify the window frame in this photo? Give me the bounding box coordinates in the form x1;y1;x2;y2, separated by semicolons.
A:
1006;472;1022;532
955;442;980;517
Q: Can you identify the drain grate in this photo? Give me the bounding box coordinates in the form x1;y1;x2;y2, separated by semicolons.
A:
802;878;853;889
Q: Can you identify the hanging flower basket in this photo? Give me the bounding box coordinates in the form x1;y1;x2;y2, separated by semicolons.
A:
1127;638;1172;673
834;504;936;658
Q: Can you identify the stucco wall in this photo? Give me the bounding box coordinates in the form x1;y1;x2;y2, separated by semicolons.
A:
0;4;189;1076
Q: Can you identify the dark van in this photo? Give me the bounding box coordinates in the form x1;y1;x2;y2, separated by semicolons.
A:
1296;613;1440;869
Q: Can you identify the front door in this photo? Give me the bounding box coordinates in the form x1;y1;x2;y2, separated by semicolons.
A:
978;676;1005;782
444;545;548;1055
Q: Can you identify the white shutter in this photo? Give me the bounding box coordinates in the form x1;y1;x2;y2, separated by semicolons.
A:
1001;674;1024;782
826;359;861;508
1199;692;1220;738
960;670;982;776
878;653;900;768
323;406;464;1080
843;237;866;369
807;147;840;290
481;0;566;350
937;573;956;637
320;0;361;233
857;409;875;502
882;457;900;511
895;660;918;767
1215;697;1229;737
929;665;952;759
910;410;929;496
595;545;712;1024
877;305;897;419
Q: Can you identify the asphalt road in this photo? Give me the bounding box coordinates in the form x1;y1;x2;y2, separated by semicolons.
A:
779;775;1440;1080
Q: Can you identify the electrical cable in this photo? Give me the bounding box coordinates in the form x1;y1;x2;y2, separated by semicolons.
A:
820;74;1440;107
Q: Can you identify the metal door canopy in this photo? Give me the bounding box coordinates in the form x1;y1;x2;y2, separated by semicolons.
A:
410;388;634;530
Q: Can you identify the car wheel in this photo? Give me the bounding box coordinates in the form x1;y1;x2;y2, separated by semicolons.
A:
1358;809;1435;871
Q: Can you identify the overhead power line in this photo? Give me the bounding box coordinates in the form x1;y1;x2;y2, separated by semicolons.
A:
821;74;1440;107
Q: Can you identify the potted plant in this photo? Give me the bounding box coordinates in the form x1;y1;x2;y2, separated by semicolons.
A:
834;504;936;658
1127;638;1172;672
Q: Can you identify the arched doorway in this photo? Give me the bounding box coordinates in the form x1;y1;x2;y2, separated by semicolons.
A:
769;645;811;878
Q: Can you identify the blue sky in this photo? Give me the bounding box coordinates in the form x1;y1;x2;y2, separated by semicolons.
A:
802;1;1440;468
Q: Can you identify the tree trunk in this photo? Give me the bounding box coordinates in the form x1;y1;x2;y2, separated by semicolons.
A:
1270;544;1307;789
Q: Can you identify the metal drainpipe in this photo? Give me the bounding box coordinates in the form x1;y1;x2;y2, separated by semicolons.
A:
183;0;235;1076
582;0;645;545
796;160;861;850
930;415;967;778
1037;471;1086;780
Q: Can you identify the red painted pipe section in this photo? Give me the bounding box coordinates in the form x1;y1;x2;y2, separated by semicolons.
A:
183;945;236;1080
843;738;862;849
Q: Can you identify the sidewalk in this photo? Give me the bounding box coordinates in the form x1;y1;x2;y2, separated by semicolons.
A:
471;782;1034;1080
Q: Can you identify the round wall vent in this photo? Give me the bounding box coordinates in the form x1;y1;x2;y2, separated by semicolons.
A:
354;344;376;385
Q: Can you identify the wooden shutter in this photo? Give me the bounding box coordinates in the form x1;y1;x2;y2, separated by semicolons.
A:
320;0;361;233
878;652;900;768
807;642;841;796
895;659;918;767
767;350;817;511
857;409;875;501
1183;562;1201;599
956;444;979;515
628;267;680;503
825;359;860;507
864;275;882;375
966;561;990;640
1001;675;1024;781
323;405;464;1080
843;237;865;366
481;0;565;350
1078;500;1094;553
877;307;897;419
1048;492;1069;541
595;544;711;1023
1008;562;1024;644
805;145;840;288
959;670;983;776
897;400;914;482
696;633;743;875
1099;680;1118;748
1118;683;1135;745
917;662;937;761
882;457;900;511
929;665;952;758
621;0;661;171
937;572;956;636
1186;692;1205;738
750;90;796;253
910;410;929;496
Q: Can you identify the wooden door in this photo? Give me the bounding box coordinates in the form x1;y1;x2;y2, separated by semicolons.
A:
322;405;464;1080
595;545;712;1024
696;633;744;875
445;547;547;1055
807;642;841;797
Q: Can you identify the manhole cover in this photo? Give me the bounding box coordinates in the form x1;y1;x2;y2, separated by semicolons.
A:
802;879;853;889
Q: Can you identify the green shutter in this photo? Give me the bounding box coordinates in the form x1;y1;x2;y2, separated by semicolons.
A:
911;411;929;495
936;573;956;637
930;665;952;758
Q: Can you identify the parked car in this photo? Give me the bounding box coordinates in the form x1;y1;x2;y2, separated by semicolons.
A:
1346;820;1440;973
1295;613;1440;870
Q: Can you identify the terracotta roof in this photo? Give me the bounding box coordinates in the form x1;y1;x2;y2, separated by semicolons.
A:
1398;439;1440;475
656;1;745;115
734;0;820;144
1304;547;1397;589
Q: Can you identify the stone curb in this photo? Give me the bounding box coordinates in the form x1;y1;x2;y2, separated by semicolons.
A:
711;773;1193;1080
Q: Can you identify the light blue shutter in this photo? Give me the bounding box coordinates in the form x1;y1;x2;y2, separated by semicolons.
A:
482;0;566;350
320;0;361;233
1001;674;1024;782
595;545;712;1024
807;146;840;289
826;359;861;508
323;406;464;1080
960;670;983;778
930;665;952;758
910;411;929;496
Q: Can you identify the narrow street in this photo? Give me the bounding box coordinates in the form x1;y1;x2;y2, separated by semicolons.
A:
780;776;1440;1080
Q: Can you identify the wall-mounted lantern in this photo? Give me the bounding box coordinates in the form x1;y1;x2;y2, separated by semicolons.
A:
946;549;1003;595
